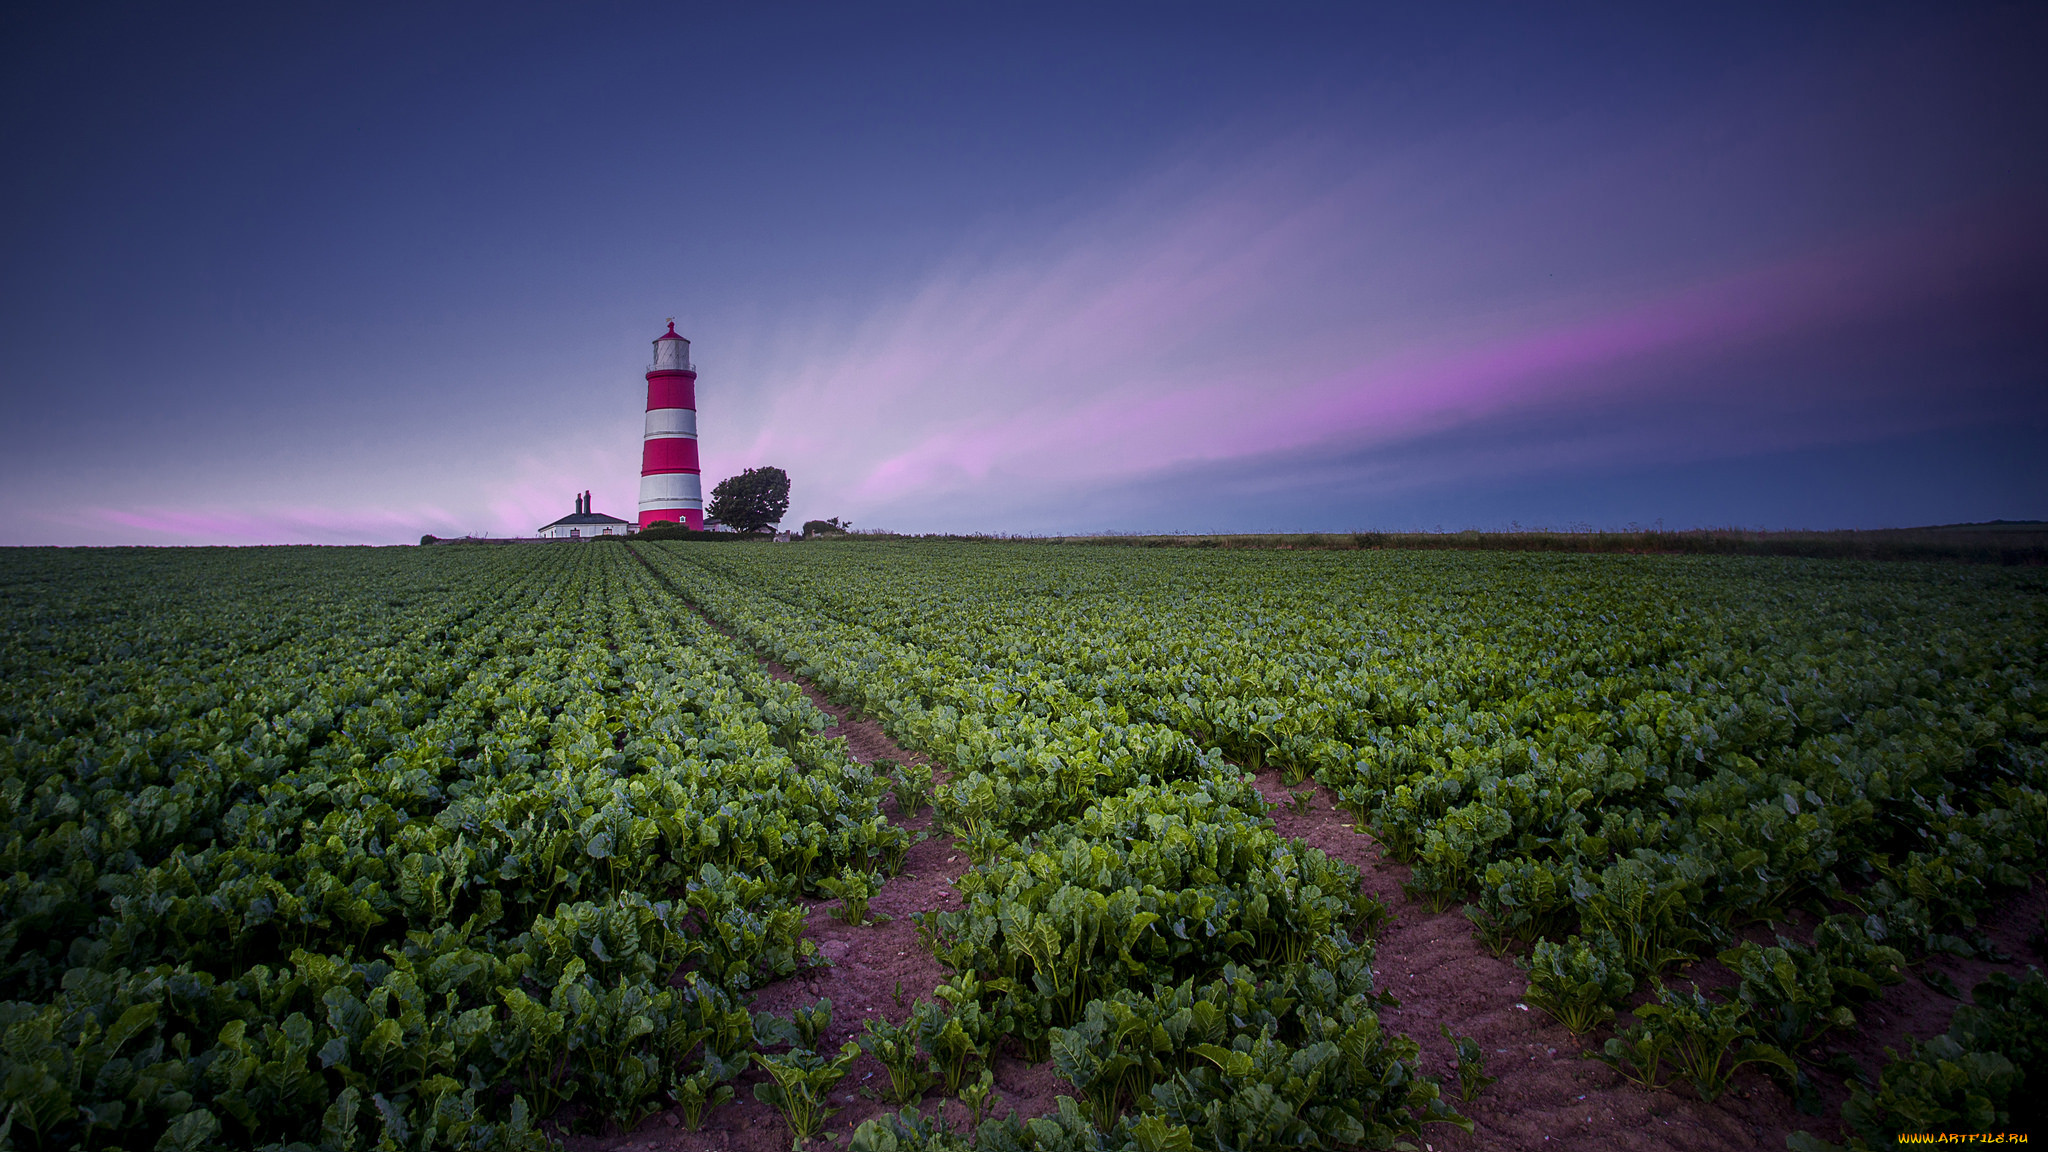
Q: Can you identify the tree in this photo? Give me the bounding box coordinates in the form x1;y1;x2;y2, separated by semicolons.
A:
801;517;849;539
707;466;790;533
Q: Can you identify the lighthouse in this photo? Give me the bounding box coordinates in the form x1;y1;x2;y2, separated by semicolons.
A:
638;320;702;530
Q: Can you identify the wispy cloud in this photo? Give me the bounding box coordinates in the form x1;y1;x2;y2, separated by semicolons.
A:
728;123;2040;530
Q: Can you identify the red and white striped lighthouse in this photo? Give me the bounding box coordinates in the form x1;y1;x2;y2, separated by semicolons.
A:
638;320;702;530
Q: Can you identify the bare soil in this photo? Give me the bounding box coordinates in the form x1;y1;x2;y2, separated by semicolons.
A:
1256;768;2048;1152
569;620;2046;1151
563;664;1072;1151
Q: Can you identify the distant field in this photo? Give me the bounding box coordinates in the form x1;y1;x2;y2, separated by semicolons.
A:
1;543;2041;1150
1039;522;2048;564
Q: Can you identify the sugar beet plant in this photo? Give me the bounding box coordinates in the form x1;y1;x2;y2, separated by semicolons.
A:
1595;982;1797;1101
0;545;903;1149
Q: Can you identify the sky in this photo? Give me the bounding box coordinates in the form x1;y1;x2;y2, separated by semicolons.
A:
1;2;2043;544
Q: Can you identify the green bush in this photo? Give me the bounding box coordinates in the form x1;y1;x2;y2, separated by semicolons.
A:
1465;856;1580;955
820;866;883;925
861;1012;936;1105
1520;932;1634;1035
753;1042;862;1143
1040;957;1467;1148
1721;914;1905;1055
754;997;833;1052
916;974;1001;1094
1441;1024;1497;1103
1596;983;1792;1102
891;761;936;818
922;782;1375;1034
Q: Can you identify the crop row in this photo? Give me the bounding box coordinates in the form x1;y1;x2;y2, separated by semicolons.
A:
637;543;1470;1150
641;541;2048;1142
0;545;903;1150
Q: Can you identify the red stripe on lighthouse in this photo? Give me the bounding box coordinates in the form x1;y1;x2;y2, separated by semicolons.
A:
645;373;697;410
640;508;700;530
639;436;700;473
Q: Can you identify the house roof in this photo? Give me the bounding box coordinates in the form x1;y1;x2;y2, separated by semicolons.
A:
538;511;630;530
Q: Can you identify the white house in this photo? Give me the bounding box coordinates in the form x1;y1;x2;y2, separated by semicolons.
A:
538;491;632;538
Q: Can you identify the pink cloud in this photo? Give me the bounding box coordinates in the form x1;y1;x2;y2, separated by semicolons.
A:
81;503;471;546
733;163;2031;526
61;435;645;545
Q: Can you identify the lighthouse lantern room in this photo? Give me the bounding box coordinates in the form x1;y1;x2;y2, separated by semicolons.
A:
638;320;703;530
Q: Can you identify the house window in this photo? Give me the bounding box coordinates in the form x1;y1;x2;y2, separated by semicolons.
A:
570;529;580;538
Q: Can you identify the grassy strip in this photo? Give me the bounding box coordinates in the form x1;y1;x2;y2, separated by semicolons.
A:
793;524;2048;564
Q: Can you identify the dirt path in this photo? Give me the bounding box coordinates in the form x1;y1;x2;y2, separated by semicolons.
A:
1255;767;2048;1152
565;657;1071;1151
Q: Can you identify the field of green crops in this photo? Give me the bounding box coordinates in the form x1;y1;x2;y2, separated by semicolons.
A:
1;542;2042;1151
0;545;908;1150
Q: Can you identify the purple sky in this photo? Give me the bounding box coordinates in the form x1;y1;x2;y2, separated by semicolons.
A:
2;3;2043;544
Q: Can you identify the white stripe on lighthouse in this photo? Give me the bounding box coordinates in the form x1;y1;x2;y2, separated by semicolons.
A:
638;472;703;510
644;407;697;438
